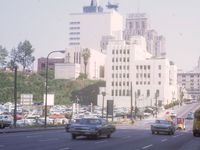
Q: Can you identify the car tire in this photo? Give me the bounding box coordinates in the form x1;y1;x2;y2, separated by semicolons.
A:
71;134;76;139
107;133;111;138
152;131;154;134
193;132;197;137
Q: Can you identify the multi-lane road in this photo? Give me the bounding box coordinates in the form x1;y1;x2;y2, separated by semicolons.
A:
0;103;199;150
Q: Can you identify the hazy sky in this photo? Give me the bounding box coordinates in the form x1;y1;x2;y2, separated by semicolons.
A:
0;0;200;71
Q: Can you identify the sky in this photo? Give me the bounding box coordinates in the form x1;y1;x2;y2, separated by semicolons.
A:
0;0;200;72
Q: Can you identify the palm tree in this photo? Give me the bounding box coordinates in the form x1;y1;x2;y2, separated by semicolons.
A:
82;48;91;78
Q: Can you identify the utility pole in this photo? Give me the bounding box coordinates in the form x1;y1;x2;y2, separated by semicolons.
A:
130;82;133;124
13;66;17;128
155;91;159;118
134;91;137;120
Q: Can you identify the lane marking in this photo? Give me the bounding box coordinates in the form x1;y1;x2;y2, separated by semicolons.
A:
172;135;180;138
122;136;131;139
58;148;71;150
142;144;153;149
39;138;59;142
95;140;107;144
27;135;42;138
161;139;167;142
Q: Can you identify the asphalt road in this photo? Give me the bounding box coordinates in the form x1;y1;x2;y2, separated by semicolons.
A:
0;103;199;150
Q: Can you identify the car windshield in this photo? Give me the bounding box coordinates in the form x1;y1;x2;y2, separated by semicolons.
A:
155;120;171;125
79;119;101;125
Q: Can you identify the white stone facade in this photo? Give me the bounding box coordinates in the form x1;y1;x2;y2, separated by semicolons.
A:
55;47;106;80
68;10;123;50
97;36;177;108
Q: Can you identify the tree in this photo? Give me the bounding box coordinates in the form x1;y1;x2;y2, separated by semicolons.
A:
82;48;91;78
0;45;8;69
7;48;18;70
17;40;35;72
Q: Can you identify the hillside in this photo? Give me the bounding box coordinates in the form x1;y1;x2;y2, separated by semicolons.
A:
0;71;105;105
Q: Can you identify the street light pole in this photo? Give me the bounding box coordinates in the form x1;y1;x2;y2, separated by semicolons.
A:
155;91;159;118
44;50;65;128
13;66;17;128
134;91;137;120
130;82;133;124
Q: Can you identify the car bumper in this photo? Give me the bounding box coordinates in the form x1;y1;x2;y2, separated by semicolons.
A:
69;129;98;135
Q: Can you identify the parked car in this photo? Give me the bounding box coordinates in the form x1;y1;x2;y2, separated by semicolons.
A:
68;118;116;139
0;115;12;129
186;112;194;120
151;119;175;135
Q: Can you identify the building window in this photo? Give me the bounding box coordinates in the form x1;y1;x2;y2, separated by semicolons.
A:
116;82;118;86
147;90;150;97
148;81;150;85
127;49;130;54
127;66;129;70
112;58;114;62
119;90;122;96
112;90;114;96
127;90;130;96
112;66;114;70
123;73;125;78
119;66;122;70
123;58;126;62
148;73;150;78
120;58;122;62
144;65;146;70
158;81;161;85
115;90;118;96
127;74;129;78
112;74;114;78
112;82;114;86
116;66;118;70
120;50;122;54
123;50;126;54
119;74;122;78
127;82;129;86
140;81;142;85
127;57;130;62
136;73;139;78
158;65;161;70
116;74;118;78
116;50;118;54
136;65;139;70
112;50;115;54
148;65;151;70
144;73;146;78
123;90;125;96
137;89;141;96
123;81;125;86
136;81;138;85
158;73;161;78
140;65;143;69
119;82;122;86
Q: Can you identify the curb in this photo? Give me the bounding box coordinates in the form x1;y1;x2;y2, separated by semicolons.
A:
0;126;65;134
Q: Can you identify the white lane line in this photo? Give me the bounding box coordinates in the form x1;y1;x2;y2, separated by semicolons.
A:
172;135;180;138
161;139;167;142
95;140;107;144
39;138;59;142
122;136;131;139
58;148;71;150
27;135;42;138
142;144;153;149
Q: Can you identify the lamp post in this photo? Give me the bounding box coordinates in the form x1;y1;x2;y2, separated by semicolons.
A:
130;82;134;124
44;50;65;128
101;91;106;118
155;91;159;118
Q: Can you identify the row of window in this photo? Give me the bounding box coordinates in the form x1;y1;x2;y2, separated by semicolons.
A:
69;42;80;45
112;73;129;78
70;27;80;30
70;22;80;25
181;75;200;78
112;65;130;70
112;57;130;63
69;37;80;40
111;89;160;97
69;32;80;35
112;49;130;55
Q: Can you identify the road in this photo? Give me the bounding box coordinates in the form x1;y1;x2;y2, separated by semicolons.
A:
0;103;199;150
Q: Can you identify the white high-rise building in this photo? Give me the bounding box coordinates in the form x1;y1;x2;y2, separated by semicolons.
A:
124;13;166;57
68;0;123;50
97;36;177;108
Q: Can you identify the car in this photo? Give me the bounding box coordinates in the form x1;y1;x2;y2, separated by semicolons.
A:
0;115;12;129
151;119;175;135
65;118;81;132
186;112;194;120
68;118;116;139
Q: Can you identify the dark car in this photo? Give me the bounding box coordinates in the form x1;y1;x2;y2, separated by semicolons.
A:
68;118;116;139
151;119;175;135
65;118;81;132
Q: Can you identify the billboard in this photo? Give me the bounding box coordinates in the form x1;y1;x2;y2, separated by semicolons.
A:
43;94;54;106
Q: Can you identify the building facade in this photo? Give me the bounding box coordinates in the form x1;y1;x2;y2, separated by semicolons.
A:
123;13;166;57
37;57;64;73
177;57;200;100
68;1;123;50
97;36;177;108
55;47;106;80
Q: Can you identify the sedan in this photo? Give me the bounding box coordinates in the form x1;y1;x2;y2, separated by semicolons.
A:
68;118;116;139
151;119;175;135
